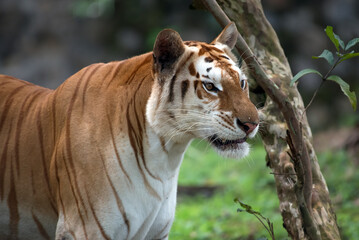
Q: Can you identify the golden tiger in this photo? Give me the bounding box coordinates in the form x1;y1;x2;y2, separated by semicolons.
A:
0;22;259;239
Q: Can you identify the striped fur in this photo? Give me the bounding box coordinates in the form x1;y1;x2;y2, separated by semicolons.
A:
0;23;259;239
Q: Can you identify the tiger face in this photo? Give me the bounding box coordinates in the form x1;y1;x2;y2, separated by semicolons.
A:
147;23;259;159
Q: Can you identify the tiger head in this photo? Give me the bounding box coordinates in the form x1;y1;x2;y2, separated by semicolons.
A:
146;23;259;159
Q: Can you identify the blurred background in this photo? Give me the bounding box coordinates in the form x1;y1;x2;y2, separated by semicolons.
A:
0;0;358;239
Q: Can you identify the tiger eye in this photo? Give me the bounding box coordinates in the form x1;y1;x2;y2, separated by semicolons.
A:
205;82;214;91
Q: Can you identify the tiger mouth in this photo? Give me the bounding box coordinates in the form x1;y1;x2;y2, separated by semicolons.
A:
208;135;247;150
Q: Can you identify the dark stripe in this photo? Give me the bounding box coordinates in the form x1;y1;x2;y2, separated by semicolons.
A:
181;80;189;100
36;104;58;214
98;149;130;238
106;61;124;88
81;64;103;111
126;102;161;200
8;162;19;239
206;67;212;72
13;92;33;174
0;81;12;88
123;66;141;86
0;85;27;134
124;56;152;85
196;87;203;99
198;47;206;56
157;234;169;240
218;121;233;131
168;75;176;102
32;212;51;240
169;52;194;101
31;169;36;195
188;63;196;76
100;63;117;88
0;123;12;200
159;136;168;154
131;78;161;182
219;55;230;60
168;111;176;120
204;57;213;63
14;89;44;175
54;148;66;219
218;115;235;129
202;74;210;79
106;113;132;184
201;44;224;53
154;220;171;240
52;90;58;145
85;187;111;240
194;80;200;92
61;151;88;239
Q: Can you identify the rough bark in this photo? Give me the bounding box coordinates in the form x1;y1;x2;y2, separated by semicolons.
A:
199;0;341;239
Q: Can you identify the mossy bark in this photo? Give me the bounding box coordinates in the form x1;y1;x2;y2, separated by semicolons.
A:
213;0;341;239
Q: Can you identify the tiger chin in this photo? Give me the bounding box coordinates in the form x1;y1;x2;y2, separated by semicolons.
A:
0;22;258;239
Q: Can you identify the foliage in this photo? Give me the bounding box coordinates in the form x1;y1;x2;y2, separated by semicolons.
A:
291;26;358;111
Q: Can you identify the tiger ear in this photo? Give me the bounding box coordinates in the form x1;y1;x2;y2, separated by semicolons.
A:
153;29;185;75
211;22;238;50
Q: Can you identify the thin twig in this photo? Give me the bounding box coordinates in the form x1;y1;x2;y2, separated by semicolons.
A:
301;57;341;121
301;80;324;121
253;214;275;240
323;57;341;80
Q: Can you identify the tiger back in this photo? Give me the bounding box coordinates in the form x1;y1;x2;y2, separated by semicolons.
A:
0;23;259;239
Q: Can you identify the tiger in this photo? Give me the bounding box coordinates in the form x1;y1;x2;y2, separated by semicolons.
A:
0;22;259;239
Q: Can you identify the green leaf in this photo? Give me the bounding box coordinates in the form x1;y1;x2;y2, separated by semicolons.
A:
327;75;357;110
334;33;345;50
290;69;323;86
339;52;359;63
325;26;339;52
345;38;359;50
312;49;335;65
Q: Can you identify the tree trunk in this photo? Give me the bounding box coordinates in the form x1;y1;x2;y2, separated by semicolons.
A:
200;0;341;239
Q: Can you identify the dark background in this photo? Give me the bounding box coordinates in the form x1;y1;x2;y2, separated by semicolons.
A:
0;0;358;131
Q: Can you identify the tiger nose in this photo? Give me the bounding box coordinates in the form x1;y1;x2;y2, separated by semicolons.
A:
236;118;258;135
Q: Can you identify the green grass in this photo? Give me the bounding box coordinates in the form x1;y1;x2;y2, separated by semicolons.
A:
171;139;287;240
170;139;359;239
